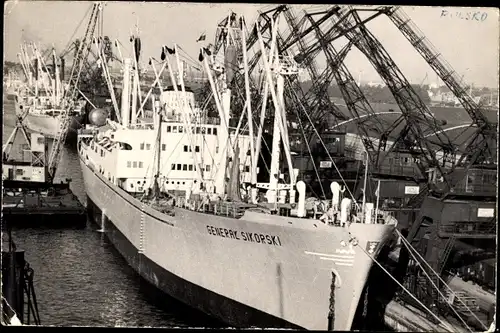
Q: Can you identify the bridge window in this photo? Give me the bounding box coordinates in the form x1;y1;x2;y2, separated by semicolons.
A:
167;126;171;132
213;128;217;135
177;163;181;170
184;145;189;152
173;126;178;133
171;164;175;170
196;127;200;134
133;161;137;168
162;144;166;151
207;128;212;135
140;143;145;150
206;165;211;172
183;164;187;171
179;126;183;133
245;165;250;172
127;161;131;168
139;162;143;168
120;143;132;150
189;165;193;171
195;146;200;153
146;144;151;150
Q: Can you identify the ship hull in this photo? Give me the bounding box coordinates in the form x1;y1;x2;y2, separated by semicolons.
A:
88;197;299;328
14;99;83;139
79;153;394;330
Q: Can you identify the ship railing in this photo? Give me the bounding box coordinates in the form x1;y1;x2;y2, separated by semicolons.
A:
174;196;251;219
162;115;221;126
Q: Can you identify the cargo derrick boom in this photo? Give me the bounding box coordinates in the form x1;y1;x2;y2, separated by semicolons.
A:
47;2;101;181
331;8;455;189
200;7;286;121
253;9;338;143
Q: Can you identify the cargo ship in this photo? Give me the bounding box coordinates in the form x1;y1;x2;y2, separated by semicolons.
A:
78;31;398;329
14;43;85;140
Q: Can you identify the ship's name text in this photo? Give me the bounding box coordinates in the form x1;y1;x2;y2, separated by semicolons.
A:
206;225;282;246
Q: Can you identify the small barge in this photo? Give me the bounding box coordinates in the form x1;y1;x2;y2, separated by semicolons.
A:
2;179;86;228
2;122;86;228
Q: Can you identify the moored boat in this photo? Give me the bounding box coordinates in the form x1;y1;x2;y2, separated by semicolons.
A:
78;20;398;329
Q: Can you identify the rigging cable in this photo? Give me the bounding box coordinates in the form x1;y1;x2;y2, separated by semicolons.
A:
354;243;456;332
289;88;327;199
397;229;487;330
287;76;359;208
398;233;473;332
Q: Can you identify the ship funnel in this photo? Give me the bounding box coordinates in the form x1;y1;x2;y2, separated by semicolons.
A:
330;182;341;211
340;198;352;225
364;203;374;224
296;181;306;217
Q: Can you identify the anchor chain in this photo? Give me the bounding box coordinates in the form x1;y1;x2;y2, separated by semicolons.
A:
327;272;336;330
362;285;369;319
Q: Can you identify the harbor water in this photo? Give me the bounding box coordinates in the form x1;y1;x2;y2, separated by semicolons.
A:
3;98;223;327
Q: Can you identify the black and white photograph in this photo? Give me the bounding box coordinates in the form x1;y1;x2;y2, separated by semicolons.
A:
2;1;498;331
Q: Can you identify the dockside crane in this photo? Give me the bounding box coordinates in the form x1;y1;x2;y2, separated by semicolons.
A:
383;6;497;176
280;6;348;126
47;2;102;182
329;7;458;188
324;7;497;323
305;11;402;170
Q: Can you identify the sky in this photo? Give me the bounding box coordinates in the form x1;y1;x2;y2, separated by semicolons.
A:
3;1;499;88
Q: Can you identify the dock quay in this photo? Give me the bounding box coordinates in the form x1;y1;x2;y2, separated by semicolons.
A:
384;300;467;332
2;232;41;325
2;179;86;228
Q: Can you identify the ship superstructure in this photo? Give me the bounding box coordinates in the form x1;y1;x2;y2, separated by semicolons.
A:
77;13;399;330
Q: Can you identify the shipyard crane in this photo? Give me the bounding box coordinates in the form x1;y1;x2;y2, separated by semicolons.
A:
47;2;102;182
383;6;497;174
305;11;402;169
328;7;458;187
280;6;348;125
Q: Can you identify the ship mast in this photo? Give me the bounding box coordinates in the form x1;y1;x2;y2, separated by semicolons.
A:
152;112;163;201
